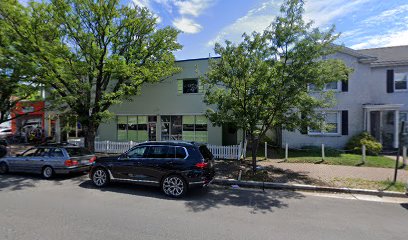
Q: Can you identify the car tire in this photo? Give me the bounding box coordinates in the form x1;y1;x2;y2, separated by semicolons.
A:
91;168;110;187
42;166;54;179
161;175;187;198
0;162;9;174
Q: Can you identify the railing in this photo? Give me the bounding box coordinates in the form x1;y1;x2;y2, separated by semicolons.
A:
67;138;245;160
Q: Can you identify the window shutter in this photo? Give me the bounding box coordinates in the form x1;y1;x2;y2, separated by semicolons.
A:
177;79;183;95
300;113;307;134
341;80;348;92
341;110;348;135
387;69;394;93
198;79;204;93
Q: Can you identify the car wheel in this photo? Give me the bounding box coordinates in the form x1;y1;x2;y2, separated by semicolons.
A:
92;168;109;187
0;162;8;174
162;175;187;198
42;166;54;179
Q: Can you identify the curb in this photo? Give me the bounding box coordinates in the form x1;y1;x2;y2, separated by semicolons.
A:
213;178;408;198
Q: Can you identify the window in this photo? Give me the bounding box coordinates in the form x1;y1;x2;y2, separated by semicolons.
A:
117;116;148;142
50;148;64;157
165;146;187;159
22;148;38;157
35;148;52;157
145;146;170;158
394;72;408;91
127;146;147;158
161;115;182;140
308;82;340;92
65;147;92;157
183;79;198;93
182;115;208;142
178;79;204;94
308;111;341;135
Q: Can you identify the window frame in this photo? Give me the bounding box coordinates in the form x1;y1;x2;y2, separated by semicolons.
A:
308;81;341;92
394;72;408;92
307;111;342;136
182;78;199;94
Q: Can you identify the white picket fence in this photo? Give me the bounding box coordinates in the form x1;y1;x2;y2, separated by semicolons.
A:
67;138;245;160
207;142;243;160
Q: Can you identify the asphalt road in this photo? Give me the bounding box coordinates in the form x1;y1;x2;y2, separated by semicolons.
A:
0;173;407;240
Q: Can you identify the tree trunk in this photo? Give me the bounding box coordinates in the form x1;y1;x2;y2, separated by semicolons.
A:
83;122;98;152
250;134;259;172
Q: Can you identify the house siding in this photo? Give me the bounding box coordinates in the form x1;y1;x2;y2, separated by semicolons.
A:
282;52;408;149
97;59;223;145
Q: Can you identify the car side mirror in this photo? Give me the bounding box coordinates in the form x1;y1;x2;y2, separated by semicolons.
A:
119;154;129;160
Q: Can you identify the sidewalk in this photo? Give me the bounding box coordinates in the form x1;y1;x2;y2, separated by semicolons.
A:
258;160;408;182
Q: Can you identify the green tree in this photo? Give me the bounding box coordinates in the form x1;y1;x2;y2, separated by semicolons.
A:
203;0;352;171
0;16;41;124
0;0;181;150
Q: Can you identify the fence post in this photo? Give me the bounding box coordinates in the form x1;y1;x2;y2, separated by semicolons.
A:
403;146;407;166
105;140;109;154
321;144;325;161
264;142;267;160
362;144;366;164
285;143;288;161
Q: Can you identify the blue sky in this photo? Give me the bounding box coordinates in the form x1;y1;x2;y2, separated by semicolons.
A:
130;0;408;60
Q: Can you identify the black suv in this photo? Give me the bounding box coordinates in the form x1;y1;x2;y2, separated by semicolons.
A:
90;141;215;197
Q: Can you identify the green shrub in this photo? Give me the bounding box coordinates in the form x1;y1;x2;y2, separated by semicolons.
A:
346;132;382;155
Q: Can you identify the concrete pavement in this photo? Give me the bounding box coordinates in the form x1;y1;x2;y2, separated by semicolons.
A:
1;173;408;240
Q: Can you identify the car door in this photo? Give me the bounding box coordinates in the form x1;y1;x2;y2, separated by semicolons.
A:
29;148;53;174
158;146;187;172
138;145;172;183
110;146;148;180
11;148;39;172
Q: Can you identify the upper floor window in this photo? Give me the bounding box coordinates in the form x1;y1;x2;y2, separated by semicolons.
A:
308;81;340;92
178;79;204;94
394;72;408;91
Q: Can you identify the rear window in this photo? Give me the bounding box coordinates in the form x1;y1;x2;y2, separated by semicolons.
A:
64;147;92;157
199;145;213;160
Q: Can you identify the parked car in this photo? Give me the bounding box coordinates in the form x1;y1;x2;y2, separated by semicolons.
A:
0;128;12;139
0;139;7;158
89;141;215;197
0;143;96;179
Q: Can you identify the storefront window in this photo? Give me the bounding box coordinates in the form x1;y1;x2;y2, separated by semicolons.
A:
182;115;208;143
117;116;148;141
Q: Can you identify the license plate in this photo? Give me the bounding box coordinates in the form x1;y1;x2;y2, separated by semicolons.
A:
81;160;89;164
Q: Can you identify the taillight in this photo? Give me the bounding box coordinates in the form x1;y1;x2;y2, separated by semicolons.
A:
64;160;79;167
89;156;96;163
195;162;208;169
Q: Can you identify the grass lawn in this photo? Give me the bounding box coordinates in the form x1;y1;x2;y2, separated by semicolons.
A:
248;147;406;169
329;178;407;192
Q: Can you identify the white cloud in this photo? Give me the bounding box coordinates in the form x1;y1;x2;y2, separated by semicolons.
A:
131;0;152;9
174;0;214;17
362;4;408;25
173;17;202;34
208;0;368;47
351;29;408;49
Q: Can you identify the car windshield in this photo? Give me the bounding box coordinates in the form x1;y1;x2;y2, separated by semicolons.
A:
64;147;92;156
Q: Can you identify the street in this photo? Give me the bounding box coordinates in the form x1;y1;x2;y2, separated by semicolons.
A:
1;173;407;240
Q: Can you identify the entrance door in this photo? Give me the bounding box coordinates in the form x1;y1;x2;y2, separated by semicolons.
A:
148;123;156;141
370;111;381;143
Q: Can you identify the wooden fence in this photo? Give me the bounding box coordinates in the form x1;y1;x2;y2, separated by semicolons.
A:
67;139;245;160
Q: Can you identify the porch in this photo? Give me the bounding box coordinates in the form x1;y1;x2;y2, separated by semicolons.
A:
363;104;403;149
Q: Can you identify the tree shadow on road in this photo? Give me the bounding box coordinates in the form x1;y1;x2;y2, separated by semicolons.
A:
79;180;305;214
0;172;88;191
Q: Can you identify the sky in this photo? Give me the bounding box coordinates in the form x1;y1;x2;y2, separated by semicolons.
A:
18;0;408;60
129;0;408;60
